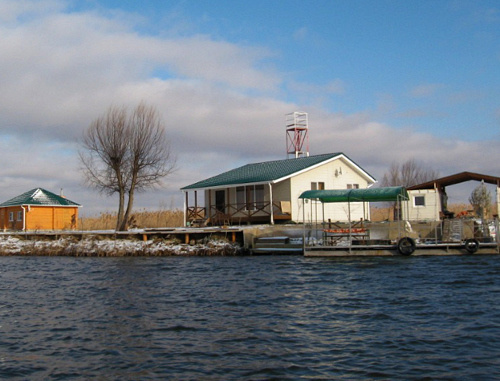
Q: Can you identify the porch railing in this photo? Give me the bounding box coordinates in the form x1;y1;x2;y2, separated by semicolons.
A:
186;201;291;226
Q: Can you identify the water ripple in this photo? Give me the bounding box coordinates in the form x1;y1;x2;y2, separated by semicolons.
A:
1;255;499;379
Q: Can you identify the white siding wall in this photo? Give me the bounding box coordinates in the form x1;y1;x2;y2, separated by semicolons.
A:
497;186;500;217
404;189;441;221
288;157;371;222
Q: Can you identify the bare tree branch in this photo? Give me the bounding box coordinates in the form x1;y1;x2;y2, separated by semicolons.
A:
79;103;177;231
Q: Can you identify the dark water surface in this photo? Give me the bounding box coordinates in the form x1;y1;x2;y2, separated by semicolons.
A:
1;255;499;380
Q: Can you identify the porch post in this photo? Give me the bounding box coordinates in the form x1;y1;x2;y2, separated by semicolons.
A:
208;190;212;221
183;191;187;227
269;183;274;225
194;190;198;216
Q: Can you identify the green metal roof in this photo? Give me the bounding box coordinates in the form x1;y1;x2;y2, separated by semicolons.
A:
182;153;370;190
0;188;81;207
299;186;408;203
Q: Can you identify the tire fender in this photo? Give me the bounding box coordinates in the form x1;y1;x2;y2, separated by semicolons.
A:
464;238;480;254
397;237;416;256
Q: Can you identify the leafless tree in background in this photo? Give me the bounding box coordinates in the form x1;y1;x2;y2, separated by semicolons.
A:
380;158;439;220
80;103;176;231
381;158;439;188
469;181;492;219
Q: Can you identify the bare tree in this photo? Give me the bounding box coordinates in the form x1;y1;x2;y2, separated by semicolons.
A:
80;103;176;231
469;181;492;219
381;158;439;188
380;158;439;220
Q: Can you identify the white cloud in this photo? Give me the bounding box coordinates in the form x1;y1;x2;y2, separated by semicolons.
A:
409;83;444;98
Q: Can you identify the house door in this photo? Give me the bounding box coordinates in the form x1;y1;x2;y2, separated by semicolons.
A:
215;190;225;213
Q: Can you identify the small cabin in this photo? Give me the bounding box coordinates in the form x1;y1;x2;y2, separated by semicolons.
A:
181;152;376;226
0;188;81;231
404;172;500;221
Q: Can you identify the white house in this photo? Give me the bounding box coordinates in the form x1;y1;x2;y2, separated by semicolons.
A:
181;152;376;226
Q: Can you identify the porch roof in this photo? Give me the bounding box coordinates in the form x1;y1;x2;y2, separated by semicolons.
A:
299;186;408;203
182;153;376;191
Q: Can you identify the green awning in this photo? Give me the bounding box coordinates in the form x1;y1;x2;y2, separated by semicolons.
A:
299;186;408;203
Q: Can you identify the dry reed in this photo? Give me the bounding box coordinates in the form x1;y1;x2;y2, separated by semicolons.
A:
79;209;184;231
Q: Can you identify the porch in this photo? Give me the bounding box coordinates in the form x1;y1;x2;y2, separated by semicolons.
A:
185;200;292;226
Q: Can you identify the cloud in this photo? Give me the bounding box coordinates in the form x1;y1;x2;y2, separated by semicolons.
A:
0;0;498;216
293;27;308;41
409;83;444;98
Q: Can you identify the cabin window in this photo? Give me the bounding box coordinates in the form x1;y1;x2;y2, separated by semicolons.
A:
236;186;245;210
245;185;265;210
311;182;325;190
255;185;265;208
246;186;254;210
9;212;14;222
347;184;359;189
414;195;426;207
17;211;23;221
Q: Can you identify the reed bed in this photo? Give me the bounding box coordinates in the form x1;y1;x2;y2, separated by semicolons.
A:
79;209;184;231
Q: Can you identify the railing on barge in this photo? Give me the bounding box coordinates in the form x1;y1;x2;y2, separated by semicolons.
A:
303;218;500;256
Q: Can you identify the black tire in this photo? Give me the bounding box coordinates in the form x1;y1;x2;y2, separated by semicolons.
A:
464;238;480;254
397;237;416;256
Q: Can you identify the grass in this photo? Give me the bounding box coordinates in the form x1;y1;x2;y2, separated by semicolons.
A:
79;209;184;231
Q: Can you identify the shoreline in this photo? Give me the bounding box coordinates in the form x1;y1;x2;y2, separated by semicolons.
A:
0;236;246;257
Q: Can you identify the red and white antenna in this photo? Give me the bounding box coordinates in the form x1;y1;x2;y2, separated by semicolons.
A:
286;111;309;159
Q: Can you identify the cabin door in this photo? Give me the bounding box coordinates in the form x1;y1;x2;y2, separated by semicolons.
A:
215;190;225;213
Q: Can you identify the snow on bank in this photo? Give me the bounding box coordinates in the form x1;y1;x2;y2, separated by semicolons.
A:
0;236;244;257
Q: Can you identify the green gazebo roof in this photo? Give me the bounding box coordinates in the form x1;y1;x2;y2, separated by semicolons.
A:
299;186;409;203
0;188;81;207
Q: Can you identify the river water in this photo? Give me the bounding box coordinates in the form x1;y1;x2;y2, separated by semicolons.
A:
1;255;499;380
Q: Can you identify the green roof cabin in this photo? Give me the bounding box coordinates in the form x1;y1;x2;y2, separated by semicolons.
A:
181;152;376;226
0;188;81;231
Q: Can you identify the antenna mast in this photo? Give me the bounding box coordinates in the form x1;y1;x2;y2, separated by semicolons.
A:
286;111;309;158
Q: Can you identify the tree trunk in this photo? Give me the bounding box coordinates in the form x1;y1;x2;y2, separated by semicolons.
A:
120;191;135;231
116;188;126;231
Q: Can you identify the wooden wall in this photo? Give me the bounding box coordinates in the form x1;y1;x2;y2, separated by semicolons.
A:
0;206;79;231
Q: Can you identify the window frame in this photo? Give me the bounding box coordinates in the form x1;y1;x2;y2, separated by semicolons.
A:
413;195;426;207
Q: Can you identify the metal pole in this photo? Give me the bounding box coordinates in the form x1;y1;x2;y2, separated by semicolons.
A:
302;198;306;252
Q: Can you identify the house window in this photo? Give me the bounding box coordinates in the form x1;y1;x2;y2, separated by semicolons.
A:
311;182;325;190
9;212;14;222
414;195;426;207
17;211;23;221
244;185;265;210
255;185;265;208
347;184;359;189
236;186;245;210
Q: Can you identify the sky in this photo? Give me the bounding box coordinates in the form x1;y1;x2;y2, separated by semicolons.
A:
0;0;499;216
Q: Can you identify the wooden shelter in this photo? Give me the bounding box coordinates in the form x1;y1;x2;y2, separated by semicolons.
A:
0;188;81;231
405;172;500;220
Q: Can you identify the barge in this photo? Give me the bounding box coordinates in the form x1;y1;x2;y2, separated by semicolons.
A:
299;187;499;257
